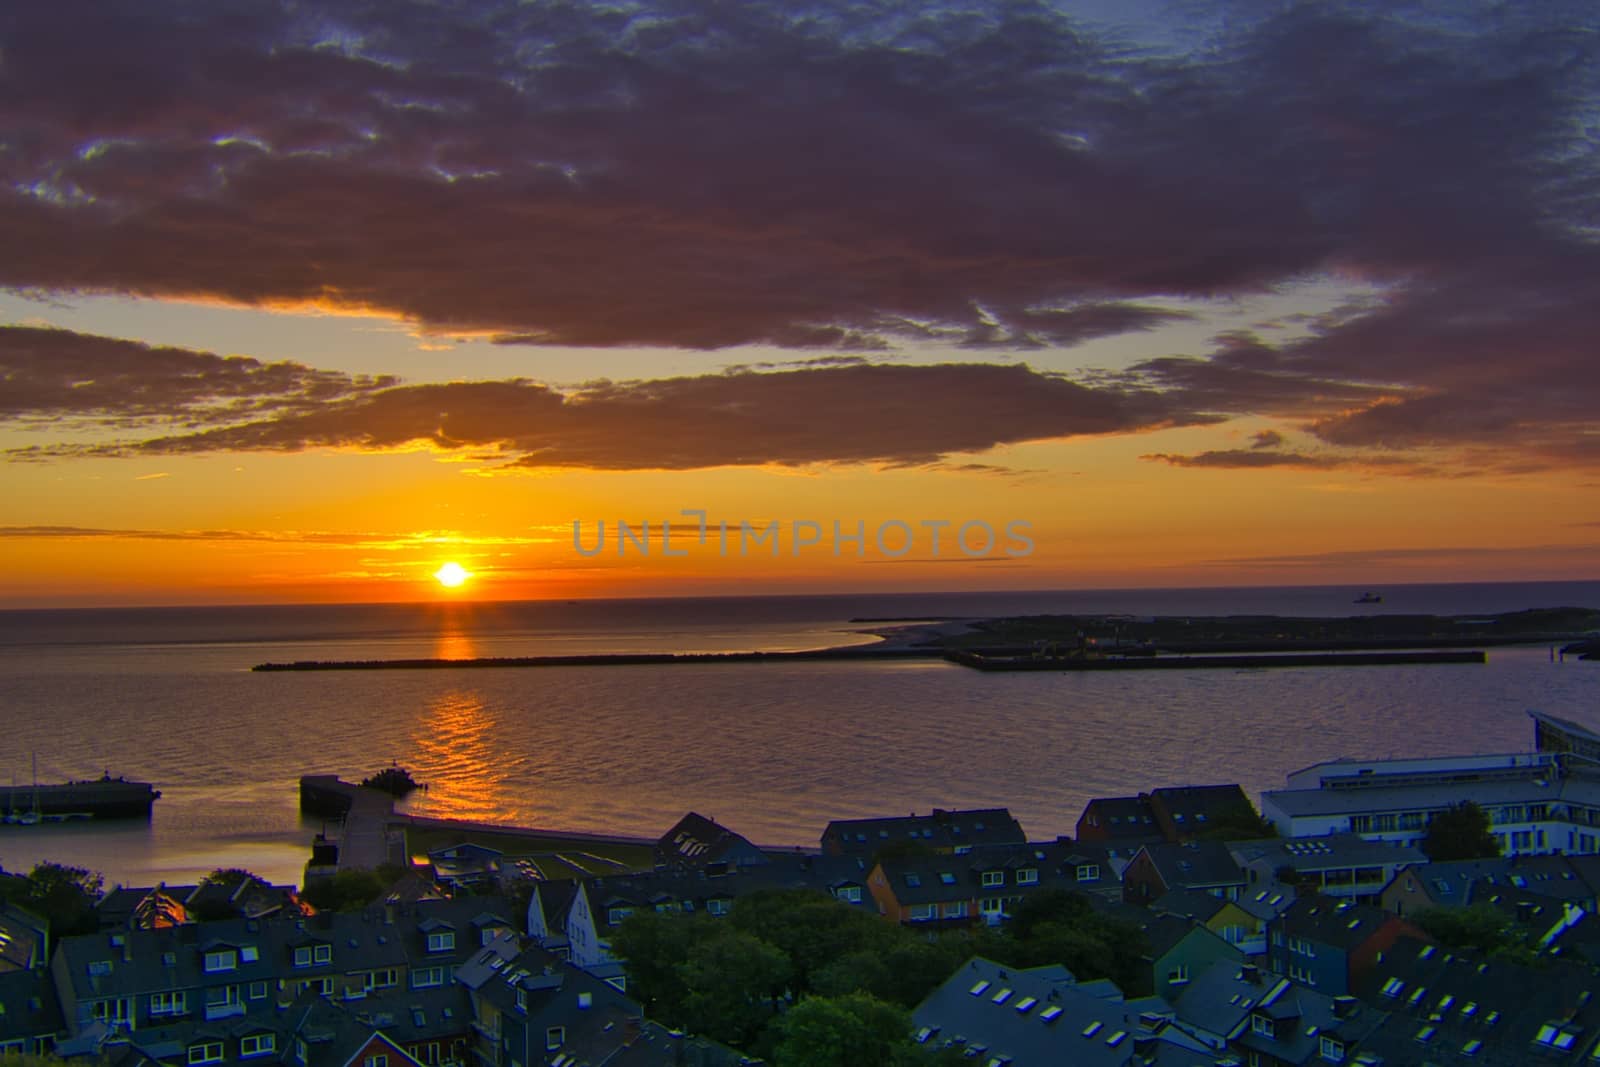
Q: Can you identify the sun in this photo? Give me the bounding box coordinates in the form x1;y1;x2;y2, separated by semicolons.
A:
433;562;471;588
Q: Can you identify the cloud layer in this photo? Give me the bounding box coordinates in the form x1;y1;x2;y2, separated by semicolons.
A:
3;1;1599;471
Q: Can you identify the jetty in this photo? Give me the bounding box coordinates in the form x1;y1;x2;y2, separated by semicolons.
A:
946;649;1487;671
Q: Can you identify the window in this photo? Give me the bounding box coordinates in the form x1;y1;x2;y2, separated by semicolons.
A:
91;998;130;1024
904;873;922;888
249;981;268;1000
1251;1015;1274;1038
1380;977;1404;998
939;872;956;885
150;991;187;1015
413;966;446;989
1289;963;1314;986
364;1056;388;1067
188;1043;224;1065
968;980;991;996
294;947;312;967
981;871;1004;887
607;907;633;925
547;1026;566;1050
1014;996;1038;1013
206;986;241;1008
991;987;1013;1005
835;886;862;903
204;950;237;973
907;903;936;921
1536;1024;1579;1051
1319;1036;1345;1063
313;944;332;964
240;946;259;963
707;899;730;916
241;1034;276;1059
980;898;1004;915
1168;964;1190;985
1075;864;1100;881
1016;868;1039;885
941;901;967;918
366;968;399;990
427;931;456;952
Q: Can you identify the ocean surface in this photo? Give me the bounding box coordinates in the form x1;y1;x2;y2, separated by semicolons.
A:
0;581;1597;890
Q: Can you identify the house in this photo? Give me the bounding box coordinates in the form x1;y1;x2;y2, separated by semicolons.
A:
821;807;1026;857
1166;960;1283;1054
1266;895;1425;995
457;939;645;1067
1152;889;1264;955
1075;795;1163;853
1357;935;1600;1063
655;812;769;873
426;844;504;890
1229;972;1385;1067
911;956;1230;1067
1138;914;1244;1003
1147;785;1260;843
867;841;1112;926
48;896;513;1043
0;967;62;1056
0;902;49;972
1230;834;1425;905
280;988;427;1067
1379;854;1600;919
1123;842;1247;906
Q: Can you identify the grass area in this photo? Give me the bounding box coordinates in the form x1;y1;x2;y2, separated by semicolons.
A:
403;824;655;874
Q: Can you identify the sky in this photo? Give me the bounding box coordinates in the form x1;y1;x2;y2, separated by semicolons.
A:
2;0;1599;606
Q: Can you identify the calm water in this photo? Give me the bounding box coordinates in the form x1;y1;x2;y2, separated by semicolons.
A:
0;583;1596;888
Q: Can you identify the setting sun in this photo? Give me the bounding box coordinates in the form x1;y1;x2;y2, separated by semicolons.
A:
433;562;471;588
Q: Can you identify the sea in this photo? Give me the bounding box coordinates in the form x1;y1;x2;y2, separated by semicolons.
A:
0;581;1597;890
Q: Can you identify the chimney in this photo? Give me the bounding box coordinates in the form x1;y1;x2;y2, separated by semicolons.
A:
1241;965;1261;985
1333;995;1358;1019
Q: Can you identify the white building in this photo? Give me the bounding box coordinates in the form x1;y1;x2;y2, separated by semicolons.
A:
1260;711;1600;857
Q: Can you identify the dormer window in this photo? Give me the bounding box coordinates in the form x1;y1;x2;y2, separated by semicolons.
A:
1319;1036;1345;1063
426;931;456;952
981;871;1004;887
1016;868;1039;885
1075;864;1100;881
315;944;332;964
1251;1014;1274;1038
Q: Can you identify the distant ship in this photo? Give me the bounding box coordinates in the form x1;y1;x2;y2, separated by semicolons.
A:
0;769;161;823
1354;592;1383;604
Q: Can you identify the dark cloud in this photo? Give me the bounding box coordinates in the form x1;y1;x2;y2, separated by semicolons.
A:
0;325;394;427
1142;449;1339;470
12;359;1207;470
1;0;1598;471
1250;430;1284;449
1196;543;1600;569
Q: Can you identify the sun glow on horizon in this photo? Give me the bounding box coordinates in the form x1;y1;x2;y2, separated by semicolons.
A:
433;561;471;588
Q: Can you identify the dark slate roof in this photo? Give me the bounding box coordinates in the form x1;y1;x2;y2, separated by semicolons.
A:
1357;936;1600;1065
1152;888;1231;925
1139;841;1247;891
654;812;767;870
1231;833;1426;875
912;956;1231;1067
1235;884;1297;922
1235;979;1385;1066
1383;857;1515;909
0;966;62;1043
876;841;1111;908
575;852;873;927
1272;895;1404;952
1148;785;1255;836
605;1019;754;1067
337;982;473;1045
472;944;650;1063
1170;960;1284;1041
283;988;422;1067
1078;796;1161;841
0;902;47;970
1138;913;1236;965
823;807;1026;854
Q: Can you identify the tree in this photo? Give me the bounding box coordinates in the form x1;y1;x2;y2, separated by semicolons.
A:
997;890;1151;995
769;993;918;1067
730;889;895;993
611;911;715;1020
676;925;793;1051
299;864;411;913
0;863;105;936
1415;905;1538;964
1421;802;1501;861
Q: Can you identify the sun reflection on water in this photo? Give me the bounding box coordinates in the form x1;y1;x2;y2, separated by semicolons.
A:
408;690;517;823
433;628;477;661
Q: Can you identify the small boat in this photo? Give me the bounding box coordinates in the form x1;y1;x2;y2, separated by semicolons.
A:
1354;592;1383;604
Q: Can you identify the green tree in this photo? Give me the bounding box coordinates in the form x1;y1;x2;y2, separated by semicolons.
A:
997;890;1151;995
1421;802;1501;861
677;925;793;1051
0;863;105;936
611;910;715;1019
730;889;895;993
769;993;919;1067
1415;905;1539;964
299;864;411;913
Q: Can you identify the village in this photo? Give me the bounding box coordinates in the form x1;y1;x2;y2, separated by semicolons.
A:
2;710;1600;1066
